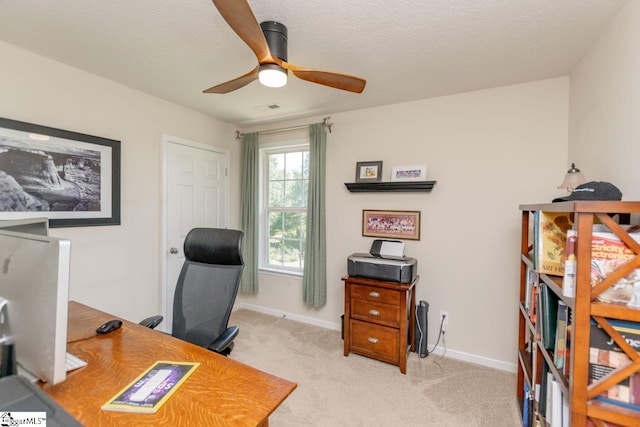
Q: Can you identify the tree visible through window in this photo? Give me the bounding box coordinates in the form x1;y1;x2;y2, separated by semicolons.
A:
264;148;309;273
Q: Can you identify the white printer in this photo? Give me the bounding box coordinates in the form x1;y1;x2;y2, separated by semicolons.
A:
347;240;417;284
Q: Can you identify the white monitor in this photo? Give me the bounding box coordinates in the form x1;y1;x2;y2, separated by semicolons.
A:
0;229;71;384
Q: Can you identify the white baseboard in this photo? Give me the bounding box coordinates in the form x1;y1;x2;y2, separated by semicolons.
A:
233;302;517;373
233;302;342;331
427;346;517;373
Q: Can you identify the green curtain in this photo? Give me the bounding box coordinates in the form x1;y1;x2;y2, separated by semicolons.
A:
240;132;259;293
303;123;327;307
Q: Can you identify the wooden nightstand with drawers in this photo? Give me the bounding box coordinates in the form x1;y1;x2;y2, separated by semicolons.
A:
342;275;417;374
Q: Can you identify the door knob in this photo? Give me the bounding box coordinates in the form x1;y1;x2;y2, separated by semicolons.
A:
169;247;179;254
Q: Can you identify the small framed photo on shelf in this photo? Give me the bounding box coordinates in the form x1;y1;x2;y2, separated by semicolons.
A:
390;164;427;182
362;209;421;241
355;161;383;183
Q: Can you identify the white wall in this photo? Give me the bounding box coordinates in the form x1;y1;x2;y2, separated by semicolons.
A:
0;40;240;322
569;0;640;199
238;77;570;369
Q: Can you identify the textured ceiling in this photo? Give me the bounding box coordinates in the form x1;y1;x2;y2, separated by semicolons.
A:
0;0;626;126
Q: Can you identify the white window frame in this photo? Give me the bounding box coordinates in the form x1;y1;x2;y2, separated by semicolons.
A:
258;130;310;276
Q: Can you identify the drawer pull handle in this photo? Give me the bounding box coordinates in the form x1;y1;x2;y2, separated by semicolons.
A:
369;291;380;298
368;309;380;316
368;337;379;344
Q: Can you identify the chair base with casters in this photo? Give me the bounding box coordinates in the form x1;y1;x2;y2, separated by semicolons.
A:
139;227;244;357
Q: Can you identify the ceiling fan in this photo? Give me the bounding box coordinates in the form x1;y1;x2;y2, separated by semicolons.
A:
204;0;366;94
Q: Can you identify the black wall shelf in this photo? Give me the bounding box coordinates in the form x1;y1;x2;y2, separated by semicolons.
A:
344;181;437;193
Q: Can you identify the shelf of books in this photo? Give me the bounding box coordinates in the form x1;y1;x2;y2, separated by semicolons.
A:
517;201;640;427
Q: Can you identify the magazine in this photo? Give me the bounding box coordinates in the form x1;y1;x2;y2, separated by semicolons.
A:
534;211;574;276
589;319;640;410
591;225;640;306
102;361;199;413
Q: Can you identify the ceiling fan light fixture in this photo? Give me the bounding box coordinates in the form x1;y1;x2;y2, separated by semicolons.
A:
259;64;288;88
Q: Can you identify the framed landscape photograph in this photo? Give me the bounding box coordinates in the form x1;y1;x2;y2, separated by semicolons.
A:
390;164;427;182
355;161;383;183
362;209;421;240
0;117;121;227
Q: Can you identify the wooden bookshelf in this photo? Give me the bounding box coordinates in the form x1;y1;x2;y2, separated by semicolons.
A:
517;201;640;426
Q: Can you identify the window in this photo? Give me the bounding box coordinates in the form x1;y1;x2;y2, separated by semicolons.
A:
260;145;309;274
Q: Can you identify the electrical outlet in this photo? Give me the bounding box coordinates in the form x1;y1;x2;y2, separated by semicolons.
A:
440;311;449;332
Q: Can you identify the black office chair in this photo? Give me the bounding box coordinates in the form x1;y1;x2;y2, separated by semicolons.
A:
140;227;244;356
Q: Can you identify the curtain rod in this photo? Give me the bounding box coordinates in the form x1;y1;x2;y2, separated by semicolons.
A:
235;116;333;140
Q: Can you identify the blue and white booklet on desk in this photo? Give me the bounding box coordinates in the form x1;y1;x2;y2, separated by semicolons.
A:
102;361;199;413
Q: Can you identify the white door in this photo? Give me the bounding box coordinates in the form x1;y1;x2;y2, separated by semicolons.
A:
163;135;229;333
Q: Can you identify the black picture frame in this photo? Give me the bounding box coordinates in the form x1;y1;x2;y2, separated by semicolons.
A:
355;161;383;183
0;117;121;227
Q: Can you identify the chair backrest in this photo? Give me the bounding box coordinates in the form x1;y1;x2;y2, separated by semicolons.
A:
172;228;244;348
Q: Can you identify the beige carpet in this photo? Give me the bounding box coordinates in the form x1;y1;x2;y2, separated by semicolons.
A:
228;309;521;426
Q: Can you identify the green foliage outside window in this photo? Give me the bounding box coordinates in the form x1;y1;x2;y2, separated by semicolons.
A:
266;149;309;271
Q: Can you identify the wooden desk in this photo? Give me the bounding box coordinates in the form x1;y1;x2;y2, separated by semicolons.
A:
39;301;296;426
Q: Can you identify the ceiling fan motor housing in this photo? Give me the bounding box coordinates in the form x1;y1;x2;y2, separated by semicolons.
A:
260;21;288;62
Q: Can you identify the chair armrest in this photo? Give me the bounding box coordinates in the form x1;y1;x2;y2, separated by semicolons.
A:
207;325;239;354
139;315;164;329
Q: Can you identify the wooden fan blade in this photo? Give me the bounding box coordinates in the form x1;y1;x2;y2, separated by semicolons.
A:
280;61;366;93
203;66;259;94
212;0;275;64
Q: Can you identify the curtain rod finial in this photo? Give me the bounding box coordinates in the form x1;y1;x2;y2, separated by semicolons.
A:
236;130;243;140
323;116;333;133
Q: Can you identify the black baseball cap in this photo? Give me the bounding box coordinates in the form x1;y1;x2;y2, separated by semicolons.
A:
553;181;622;202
